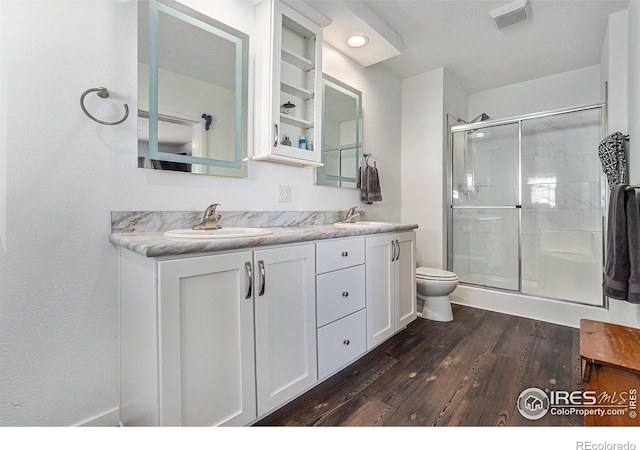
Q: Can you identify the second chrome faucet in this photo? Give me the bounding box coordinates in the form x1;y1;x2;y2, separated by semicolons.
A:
343;206;363;223
192;203;222;230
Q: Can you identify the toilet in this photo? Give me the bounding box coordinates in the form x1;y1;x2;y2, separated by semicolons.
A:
416;267;459;322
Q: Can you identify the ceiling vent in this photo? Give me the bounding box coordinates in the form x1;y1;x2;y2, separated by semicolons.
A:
489;0;533;29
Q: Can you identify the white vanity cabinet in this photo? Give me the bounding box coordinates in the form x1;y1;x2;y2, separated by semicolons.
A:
253;0;323;166
116;225;418;427
315;238;367;380
119;243;317;426
365;232;417;350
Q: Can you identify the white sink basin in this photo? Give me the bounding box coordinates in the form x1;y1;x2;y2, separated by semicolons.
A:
163;227;273;240
333;221;391;229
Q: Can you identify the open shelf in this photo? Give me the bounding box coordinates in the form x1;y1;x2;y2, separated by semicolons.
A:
280;82;313;100
280;113;312;129
281;48;314;71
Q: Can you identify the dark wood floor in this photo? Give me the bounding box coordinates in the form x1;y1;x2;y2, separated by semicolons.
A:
256;304;584;427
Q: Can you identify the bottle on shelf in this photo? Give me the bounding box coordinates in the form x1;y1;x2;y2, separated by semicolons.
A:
298;136;306;149
282;135;291;146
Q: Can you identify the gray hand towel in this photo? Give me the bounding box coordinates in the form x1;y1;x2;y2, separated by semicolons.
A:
366;163;382;202
360;162;382;204
626;189;640;303
603;185;640;302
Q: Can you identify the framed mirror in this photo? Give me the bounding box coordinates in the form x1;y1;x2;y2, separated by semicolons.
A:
315;74;362;188
137;0;249;177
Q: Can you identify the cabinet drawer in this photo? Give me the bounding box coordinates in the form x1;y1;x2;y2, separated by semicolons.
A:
316;265;365;327
316;237;365;274
317;309;366;380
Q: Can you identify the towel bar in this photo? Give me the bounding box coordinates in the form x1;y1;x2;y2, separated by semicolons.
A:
80;87;129;126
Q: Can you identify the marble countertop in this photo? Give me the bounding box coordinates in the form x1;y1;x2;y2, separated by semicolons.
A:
110;223;418;258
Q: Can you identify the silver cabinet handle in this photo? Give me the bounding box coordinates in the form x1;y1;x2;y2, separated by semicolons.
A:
395;239;400;261
258;260;266;296
341;251;348;257
273;123;278;147
343;339;350;346
245;262;252;299
342;291;349;297
391;240;396;261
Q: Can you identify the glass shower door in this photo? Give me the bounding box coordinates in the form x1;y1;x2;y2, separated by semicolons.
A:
450;122;520;291
520;109;604;305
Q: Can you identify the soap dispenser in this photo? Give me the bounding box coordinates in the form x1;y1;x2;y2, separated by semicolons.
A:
282;135;291;146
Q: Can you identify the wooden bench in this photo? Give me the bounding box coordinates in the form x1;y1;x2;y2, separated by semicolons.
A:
580;319;640;426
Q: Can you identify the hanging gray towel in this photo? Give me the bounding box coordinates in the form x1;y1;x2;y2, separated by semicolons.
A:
360;161;382;204
626;189;640;303
603;185;640;303
598;132;627;189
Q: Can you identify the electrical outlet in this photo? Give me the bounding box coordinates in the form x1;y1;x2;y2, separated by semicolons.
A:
277;185;291;203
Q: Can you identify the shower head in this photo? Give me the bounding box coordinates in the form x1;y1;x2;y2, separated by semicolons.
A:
469;113;490;124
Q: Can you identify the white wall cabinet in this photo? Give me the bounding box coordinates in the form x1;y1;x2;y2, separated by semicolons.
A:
254;0;323;166
119;243;316;426
365;232;417;350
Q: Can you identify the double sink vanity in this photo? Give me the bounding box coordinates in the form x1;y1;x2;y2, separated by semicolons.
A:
125;0;415;428
110;209;418;426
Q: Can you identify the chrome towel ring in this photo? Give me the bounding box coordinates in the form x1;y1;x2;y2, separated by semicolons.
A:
80;87;129;125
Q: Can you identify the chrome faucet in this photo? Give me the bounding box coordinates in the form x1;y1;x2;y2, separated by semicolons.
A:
344;206;363;223
192;203;222;230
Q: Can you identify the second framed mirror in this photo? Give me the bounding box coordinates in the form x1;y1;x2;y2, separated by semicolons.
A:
316;74;362;188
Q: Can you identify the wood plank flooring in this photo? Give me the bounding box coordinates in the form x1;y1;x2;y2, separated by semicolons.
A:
255;305;584;427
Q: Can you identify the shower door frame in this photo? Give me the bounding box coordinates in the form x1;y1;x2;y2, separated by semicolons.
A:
445;103;606;307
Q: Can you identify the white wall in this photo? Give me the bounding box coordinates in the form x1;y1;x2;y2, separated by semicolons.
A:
628;1;640;185
605;1;640;326
323;43;403;221
400;68;444;268
600;10;628;135
0;0;402;426
468;65;602;121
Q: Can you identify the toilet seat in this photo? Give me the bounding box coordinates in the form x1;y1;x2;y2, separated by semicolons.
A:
416;267;458;281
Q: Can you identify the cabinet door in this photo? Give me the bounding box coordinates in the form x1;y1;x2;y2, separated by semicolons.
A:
394;232;417;330
254;244;317;416
365;235;395;350
158;252;256;426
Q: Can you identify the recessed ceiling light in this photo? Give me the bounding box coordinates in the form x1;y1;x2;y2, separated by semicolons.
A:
347;34;369;48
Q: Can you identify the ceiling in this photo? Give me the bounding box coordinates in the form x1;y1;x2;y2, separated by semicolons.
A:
299;0;629;94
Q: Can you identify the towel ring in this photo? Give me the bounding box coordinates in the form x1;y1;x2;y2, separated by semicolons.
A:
80;87;129;126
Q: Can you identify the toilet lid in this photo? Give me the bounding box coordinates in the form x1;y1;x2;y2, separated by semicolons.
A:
416;267;458;280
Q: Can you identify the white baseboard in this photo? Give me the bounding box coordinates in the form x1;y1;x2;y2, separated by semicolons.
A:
74;407;119;427
450;285;610;328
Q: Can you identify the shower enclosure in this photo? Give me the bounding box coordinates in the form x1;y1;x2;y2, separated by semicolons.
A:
447;105;605;306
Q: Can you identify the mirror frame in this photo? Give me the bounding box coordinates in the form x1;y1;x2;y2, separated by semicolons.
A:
315;74;363;188
139;0;249;176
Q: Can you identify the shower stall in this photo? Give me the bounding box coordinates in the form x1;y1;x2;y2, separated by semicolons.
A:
447;104;605;307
